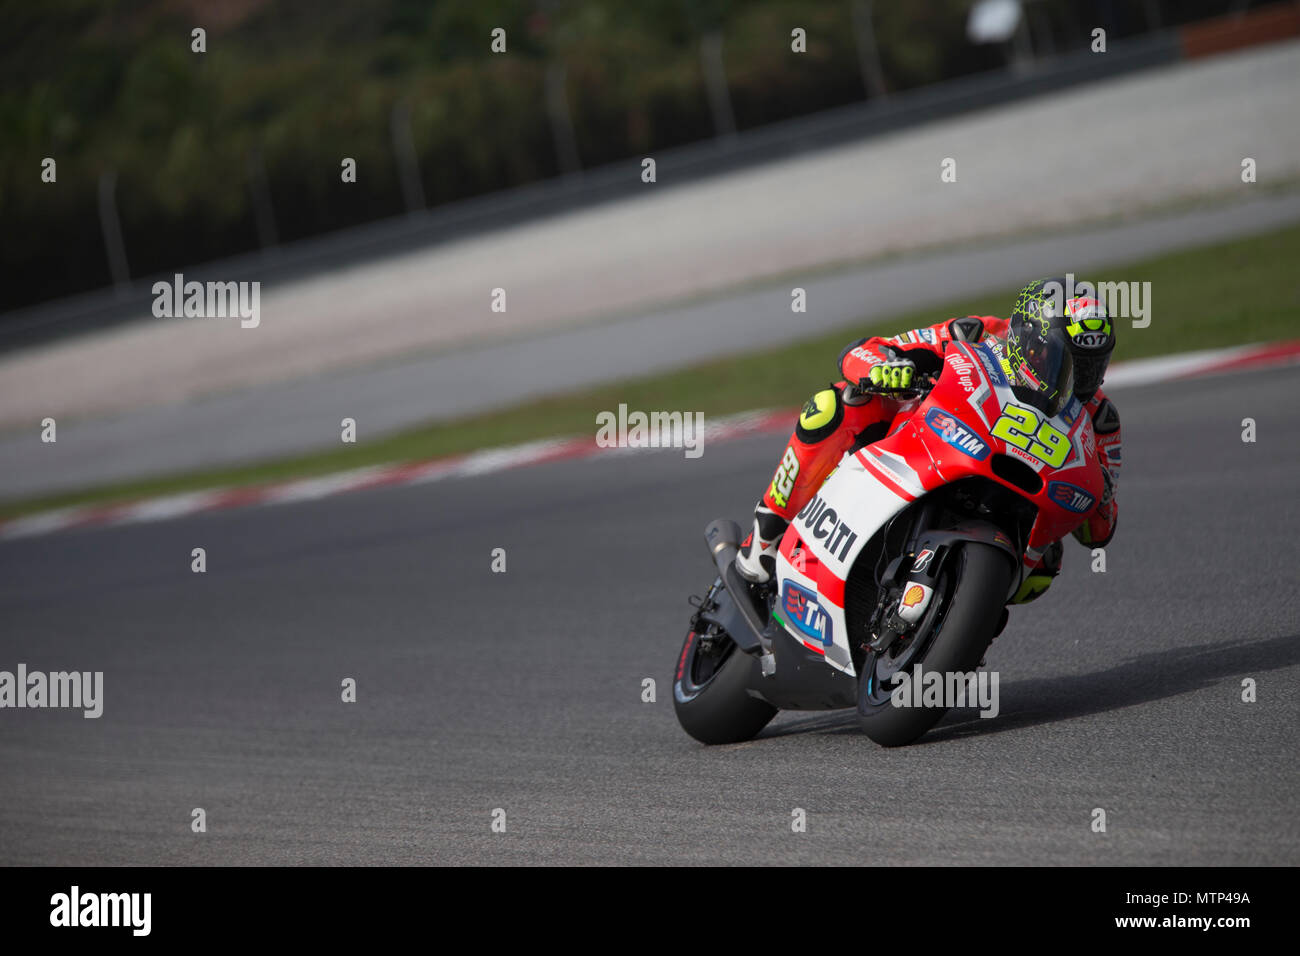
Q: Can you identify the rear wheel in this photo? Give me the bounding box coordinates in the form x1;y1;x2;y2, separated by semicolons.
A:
857;543;1013;747
673;619;777;745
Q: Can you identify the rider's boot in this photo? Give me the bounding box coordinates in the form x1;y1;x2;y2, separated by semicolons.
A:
735;505;789;583
1008;539;1064;604
987;538;1061;665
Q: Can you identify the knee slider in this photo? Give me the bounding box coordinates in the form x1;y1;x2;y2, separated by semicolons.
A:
796;387;845;443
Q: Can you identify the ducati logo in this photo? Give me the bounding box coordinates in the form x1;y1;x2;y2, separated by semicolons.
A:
794;495;858;562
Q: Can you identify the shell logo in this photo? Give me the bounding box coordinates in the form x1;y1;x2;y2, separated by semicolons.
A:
902;584;926;609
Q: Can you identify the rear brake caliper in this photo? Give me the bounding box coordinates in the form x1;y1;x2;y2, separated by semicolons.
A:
687;588;719;649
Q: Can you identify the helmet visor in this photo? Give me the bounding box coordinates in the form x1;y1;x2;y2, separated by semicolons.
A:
1006;325;1073;418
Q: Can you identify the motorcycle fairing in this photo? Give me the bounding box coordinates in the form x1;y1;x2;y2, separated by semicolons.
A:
775;452;914;675
772;339;1105;677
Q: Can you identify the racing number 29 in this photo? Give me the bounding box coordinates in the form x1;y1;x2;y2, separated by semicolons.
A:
991;405;1070;467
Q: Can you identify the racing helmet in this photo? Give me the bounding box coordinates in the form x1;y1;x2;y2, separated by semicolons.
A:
1010;277;1116;407
1004;278;1075;417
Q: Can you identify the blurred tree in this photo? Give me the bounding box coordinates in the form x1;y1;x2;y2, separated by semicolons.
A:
1;0;1269;313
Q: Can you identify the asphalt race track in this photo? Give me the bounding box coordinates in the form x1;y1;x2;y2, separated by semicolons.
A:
1;366;1297;865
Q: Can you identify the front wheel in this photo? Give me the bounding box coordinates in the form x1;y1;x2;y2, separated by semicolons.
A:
857;543;1013;747
673;620;776;745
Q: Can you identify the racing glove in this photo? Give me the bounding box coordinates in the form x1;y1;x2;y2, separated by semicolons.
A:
862;355;916;392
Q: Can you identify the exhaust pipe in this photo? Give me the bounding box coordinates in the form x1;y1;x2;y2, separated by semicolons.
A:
704;519;742;576
703;519;772;659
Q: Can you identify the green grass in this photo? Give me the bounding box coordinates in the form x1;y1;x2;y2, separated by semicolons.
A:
4;221;1299;521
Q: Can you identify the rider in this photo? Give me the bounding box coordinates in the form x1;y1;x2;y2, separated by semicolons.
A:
735;277;1122;604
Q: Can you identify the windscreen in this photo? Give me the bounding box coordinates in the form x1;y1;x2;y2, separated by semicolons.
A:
1005;325;1074;418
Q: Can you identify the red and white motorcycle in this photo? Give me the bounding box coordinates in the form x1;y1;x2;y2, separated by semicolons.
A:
673;335;1105;746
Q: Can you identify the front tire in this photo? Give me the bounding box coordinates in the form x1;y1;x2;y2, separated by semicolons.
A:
857;543;1013;747
673;626;777;745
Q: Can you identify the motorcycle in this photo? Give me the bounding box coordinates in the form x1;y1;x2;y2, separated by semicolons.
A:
672;335;1105;746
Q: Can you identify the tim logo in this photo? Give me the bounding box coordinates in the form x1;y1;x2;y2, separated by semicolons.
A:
925;408;989;460
781;581;833;646
1047;481;1095;514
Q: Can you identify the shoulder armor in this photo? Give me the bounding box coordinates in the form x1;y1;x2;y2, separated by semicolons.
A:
947;316;985;343
1091;397;1120;434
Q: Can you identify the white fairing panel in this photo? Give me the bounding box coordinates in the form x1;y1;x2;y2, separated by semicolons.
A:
773;452;914;677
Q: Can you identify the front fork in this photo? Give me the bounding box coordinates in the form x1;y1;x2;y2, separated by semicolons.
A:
863;512;1019;660
863;499;939;655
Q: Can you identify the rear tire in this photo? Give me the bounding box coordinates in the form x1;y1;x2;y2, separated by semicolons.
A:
857;543;1013;747
673;627;777;745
